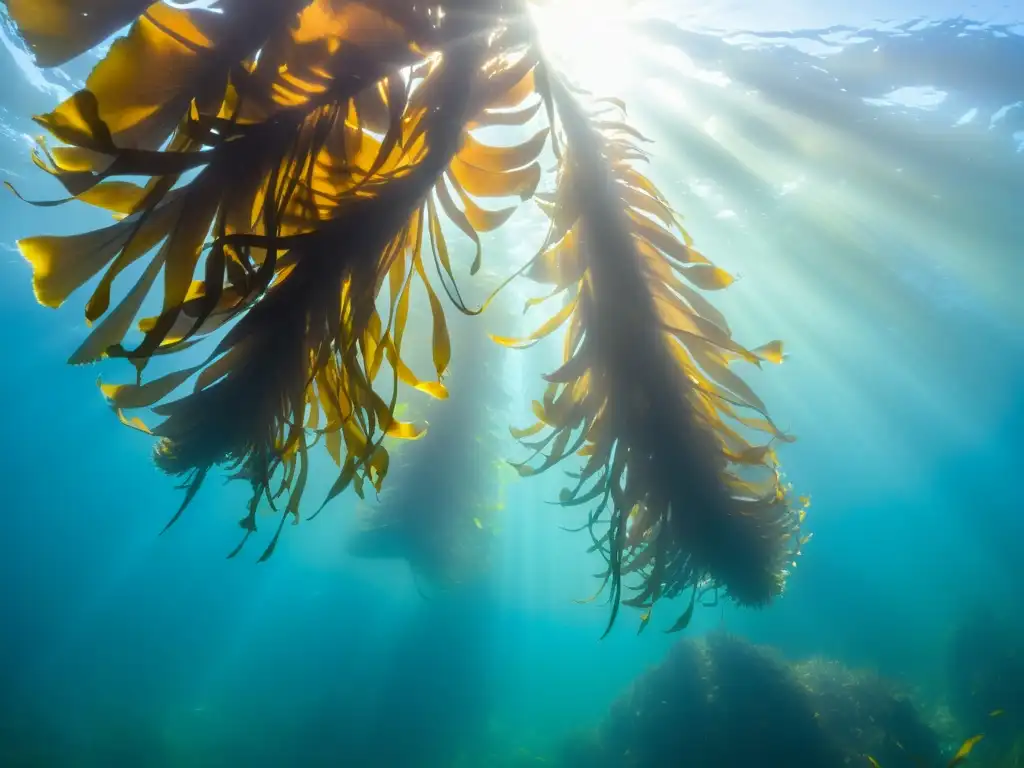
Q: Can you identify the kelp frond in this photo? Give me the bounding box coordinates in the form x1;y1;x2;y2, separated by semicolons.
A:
501;71;809;635
8;1;546;557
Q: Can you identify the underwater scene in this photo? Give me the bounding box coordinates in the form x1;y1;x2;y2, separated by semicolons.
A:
0;1;1021;766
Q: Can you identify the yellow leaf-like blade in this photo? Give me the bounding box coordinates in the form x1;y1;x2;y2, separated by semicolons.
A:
69;246;166;365
457;128;550;174
680;263;735;290
752;340;786;364
99;365;200;409
448;156;541;201
491;297;576;349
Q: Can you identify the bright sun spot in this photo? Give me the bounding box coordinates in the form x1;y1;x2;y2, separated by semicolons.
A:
528;0;644;93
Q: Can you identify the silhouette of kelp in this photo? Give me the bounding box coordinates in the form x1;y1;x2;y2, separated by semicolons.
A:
6;1;805;631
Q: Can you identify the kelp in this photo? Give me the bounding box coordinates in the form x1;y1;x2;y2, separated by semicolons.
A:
8;1;545;559
498;72;809;634
7;0;809;629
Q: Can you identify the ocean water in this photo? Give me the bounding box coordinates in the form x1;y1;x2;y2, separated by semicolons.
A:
0;2;1021;767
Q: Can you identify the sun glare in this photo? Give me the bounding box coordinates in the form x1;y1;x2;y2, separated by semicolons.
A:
528;0;643;93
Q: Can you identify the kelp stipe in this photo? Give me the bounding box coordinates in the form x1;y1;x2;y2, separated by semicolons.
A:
500;67;809;635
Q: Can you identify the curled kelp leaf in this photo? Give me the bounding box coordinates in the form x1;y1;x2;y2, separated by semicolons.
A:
502;72;808;635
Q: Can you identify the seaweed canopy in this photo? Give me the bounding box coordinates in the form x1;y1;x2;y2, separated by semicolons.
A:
500;73;811;635
7;0;551;558
8;1;812;611
347;296;514;588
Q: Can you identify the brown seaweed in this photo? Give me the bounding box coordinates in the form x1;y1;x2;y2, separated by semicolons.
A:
498;71;808;633
7;1;810;624
9;2;545;557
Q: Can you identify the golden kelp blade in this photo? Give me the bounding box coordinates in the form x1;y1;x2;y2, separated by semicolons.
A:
10;0;549;557
507;72;806;634
948;734;984;767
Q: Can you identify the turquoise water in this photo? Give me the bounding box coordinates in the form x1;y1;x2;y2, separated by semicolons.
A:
0;4;1022;766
